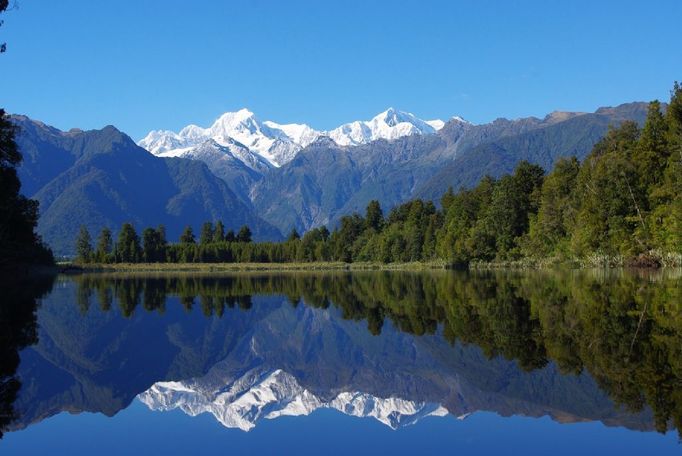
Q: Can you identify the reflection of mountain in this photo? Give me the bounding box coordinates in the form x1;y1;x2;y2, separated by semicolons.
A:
139;369;449;431
9;271;675;437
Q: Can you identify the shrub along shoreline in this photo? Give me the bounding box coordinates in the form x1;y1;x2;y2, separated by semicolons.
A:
63;260;451;273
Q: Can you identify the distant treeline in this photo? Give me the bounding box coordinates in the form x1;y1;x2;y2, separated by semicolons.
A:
75;84;682;266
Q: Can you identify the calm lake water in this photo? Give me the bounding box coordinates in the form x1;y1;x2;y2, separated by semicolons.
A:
1;270;680;455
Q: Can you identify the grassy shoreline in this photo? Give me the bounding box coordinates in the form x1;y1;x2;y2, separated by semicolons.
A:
61;253;682;274
64;260;452;273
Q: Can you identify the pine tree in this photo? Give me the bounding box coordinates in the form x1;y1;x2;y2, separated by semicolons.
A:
287;228;300;241
157;225;167;245
142;228;161;262
365;200;384;232
237;225;252;243
200;222;214;245
115;223;141;262
213;221;225;243
180;226;195;244
95;227;113;263
75;226;93;263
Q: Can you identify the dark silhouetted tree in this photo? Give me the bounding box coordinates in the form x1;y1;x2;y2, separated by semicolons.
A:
213;221;225;243
0;109;53;269
180;225;195;244
365;200;384;232
75;226;93;263
115;223;141;262
95;227;113;263
287;228;300;241
200;222;214;245
237;225;252;243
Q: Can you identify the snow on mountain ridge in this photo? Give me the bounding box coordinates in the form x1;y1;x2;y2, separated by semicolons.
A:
328;107;445;146
138;368;451;432
138;108;451;167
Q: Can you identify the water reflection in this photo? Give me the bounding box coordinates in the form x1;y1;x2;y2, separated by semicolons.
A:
3;270;681;438
0;274;55;439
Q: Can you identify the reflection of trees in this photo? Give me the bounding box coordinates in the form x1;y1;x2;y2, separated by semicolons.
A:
72;270;682;436
0;274;56;438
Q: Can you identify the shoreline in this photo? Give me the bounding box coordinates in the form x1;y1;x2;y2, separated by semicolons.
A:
60;258;682;274
62;261;452;273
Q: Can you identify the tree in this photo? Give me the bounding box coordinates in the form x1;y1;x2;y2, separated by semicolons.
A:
237;225;252;243
95;228;113;263
142;227;163;262
200;222;214;245
180;225;195;244
213;221;225;243
287;228;300;241
571;122;644;257
0;0;10;53
318;226;330;241
365;200;384;232
634;100;669;190
648;84;682;252
115;223;141;262
225;229;236;242
522;157;580;257
0;110;53;269
157;225;167;245
331;214;364;262
75;226;93;263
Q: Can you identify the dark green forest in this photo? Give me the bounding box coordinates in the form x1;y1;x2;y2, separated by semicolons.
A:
71;270;682;436
0;2;53;271
0;108;54;271
76;84;681;267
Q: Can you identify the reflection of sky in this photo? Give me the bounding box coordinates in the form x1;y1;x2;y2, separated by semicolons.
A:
2;401;679;455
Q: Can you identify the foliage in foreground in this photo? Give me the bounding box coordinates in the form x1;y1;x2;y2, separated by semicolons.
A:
0;110;54;270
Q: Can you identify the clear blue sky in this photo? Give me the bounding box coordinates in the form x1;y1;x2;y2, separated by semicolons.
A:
1;0;681;139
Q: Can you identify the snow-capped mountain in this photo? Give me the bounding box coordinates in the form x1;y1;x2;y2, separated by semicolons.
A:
138;368;451;432
139;109;306;167
155;137;272;174
327;108;449;146
138;108;451;167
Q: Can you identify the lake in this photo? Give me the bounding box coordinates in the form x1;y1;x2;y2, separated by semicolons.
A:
1;270;680;455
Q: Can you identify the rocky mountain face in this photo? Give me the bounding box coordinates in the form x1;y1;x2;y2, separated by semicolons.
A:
13;116;281;255
252;103;650;233
415;102;651;201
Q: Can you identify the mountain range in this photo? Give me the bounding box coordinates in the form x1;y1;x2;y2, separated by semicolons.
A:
13;116;280;255
13;102;650;254
139;108;450;167
251;103;649;233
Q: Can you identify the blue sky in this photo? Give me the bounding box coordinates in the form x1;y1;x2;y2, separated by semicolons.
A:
1;0;681;139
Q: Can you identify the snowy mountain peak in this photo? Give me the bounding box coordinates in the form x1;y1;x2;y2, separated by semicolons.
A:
375;107;416;127
178;124;206;140
426;119;446;130
329;108;442;146
137;368;451;432
138;108;455;166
